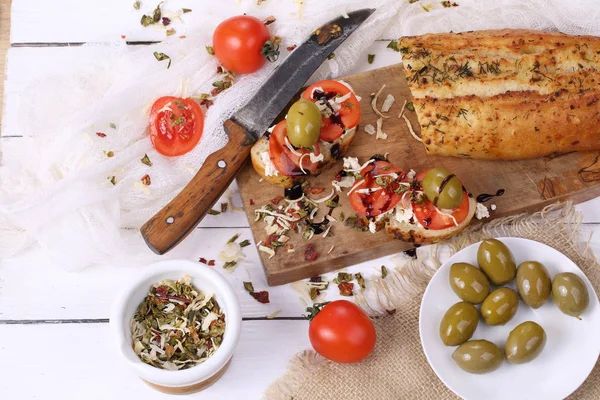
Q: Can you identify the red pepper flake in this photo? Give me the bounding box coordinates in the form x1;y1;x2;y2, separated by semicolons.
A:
270;196;284;205
287;44;297;51
304;244;318;261
284;244;293;252
263;15;276;26
310;187;325;195
156;293;192;304
249;291;270;304
162;17;171;26
249;199;255;206
121;35;126;39
216;66;223;74
309;276;323;283
334;172;342;182
207;259;215;266
155;286;168;297
96;132;107;138
386;309;397;315
199;257;208;264
179;35;187;39
141;174;151;186
200;99;214;109
264;234;278;247
338;282;354;296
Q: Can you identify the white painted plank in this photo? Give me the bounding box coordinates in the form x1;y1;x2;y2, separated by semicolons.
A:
0;320;310;399
9;0;396;44
2;224;600;320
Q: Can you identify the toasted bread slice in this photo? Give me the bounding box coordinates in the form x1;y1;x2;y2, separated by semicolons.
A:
384;196;477;245
250;126;356;188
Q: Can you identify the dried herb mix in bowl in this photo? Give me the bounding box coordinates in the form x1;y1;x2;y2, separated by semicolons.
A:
130;275;226;370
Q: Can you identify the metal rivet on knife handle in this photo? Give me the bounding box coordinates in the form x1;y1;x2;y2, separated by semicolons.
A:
166;217;174;224
218;160;227;168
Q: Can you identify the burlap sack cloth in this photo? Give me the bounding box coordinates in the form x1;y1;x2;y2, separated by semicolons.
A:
266;202;600;400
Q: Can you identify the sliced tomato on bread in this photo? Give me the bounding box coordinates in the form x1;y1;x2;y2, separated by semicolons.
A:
301;80;360;143
412;170;471;230
349;161;407;217
269;120;321;176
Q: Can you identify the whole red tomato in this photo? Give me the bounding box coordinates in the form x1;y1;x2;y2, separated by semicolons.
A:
212;15;271;74
308;300;376;363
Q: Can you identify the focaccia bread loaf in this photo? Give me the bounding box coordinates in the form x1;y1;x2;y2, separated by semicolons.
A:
399;29;600;160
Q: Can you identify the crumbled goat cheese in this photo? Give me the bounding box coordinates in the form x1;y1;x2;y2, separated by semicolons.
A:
261;152;278;177
406;169;417;180
491;203;497;211
368;220;377;233
364;124;376;135
476;203;490;220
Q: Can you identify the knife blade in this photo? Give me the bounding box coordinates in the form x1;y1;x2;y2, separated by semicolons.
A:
141;8;375;255
232;8;376;140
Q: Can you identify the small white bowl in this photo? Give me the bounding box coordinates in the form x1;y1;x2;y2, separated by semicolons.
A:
110;259;242;394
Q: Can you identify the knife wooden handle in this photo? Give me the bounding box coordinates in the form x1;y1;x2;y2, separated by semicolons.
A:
141;119;255;255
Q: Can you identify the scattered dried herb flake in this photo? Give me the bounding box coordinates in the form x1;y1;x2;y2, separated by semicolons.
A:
109;123;117;129
141;154;153;166
208;209;221;215
239;240;251;248
381;265;389;279
205;45;215;55
141;174;151;186
368;54;375;64
333;272;353;284
153;51;171;68
243;282;255;292
166;28;176;36
387;40;401;52
355;273;365;290
406;101;415;112
263;15;276;26
220;202;228;213
227;233;239;244
108;176;117;185
133;1;141;10
182;8;192;13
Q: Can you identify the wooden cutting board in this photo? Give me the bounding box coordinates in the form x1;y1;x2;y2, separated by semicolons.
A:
237;63;600;286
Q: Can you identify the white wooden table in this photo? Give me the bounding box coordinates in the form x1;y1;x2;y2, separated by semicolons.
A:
2;2;600;399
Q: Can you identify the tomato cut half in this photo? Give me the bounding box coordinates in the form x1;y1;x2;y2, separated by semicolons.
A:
349;161;406;217
301;80;360;142
269;121;321;176
149;96;204;157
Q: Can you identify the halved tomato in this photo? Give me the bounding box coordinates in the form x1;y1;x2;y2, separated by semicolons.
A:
149;96;204;157
349;161;406;217
412;171;470;230
301;80;360;142
269;121;321;176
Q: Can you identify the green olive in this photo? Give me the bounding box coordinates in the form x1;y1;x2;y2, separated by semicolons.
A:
552;272;589;318
285;99;322;148
516;261;551;309
449;263;490;304
481;287;519;326
505;321;546;364
439;301;479;346
452;340;504;374
421;167;463;209
477;239;517;285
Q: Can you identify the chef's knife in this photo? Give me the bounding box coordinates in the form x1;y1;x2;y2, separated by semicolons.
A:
141;9;375;255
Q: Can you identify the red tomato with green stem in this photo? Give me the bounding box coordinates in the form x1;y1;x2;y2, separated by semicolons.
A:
149;96;204;157
212;15;271;74
307;300;376;363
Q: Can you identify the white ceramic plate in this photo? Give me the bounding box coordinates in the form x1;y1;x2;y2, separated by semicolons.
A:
420;237;600;400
